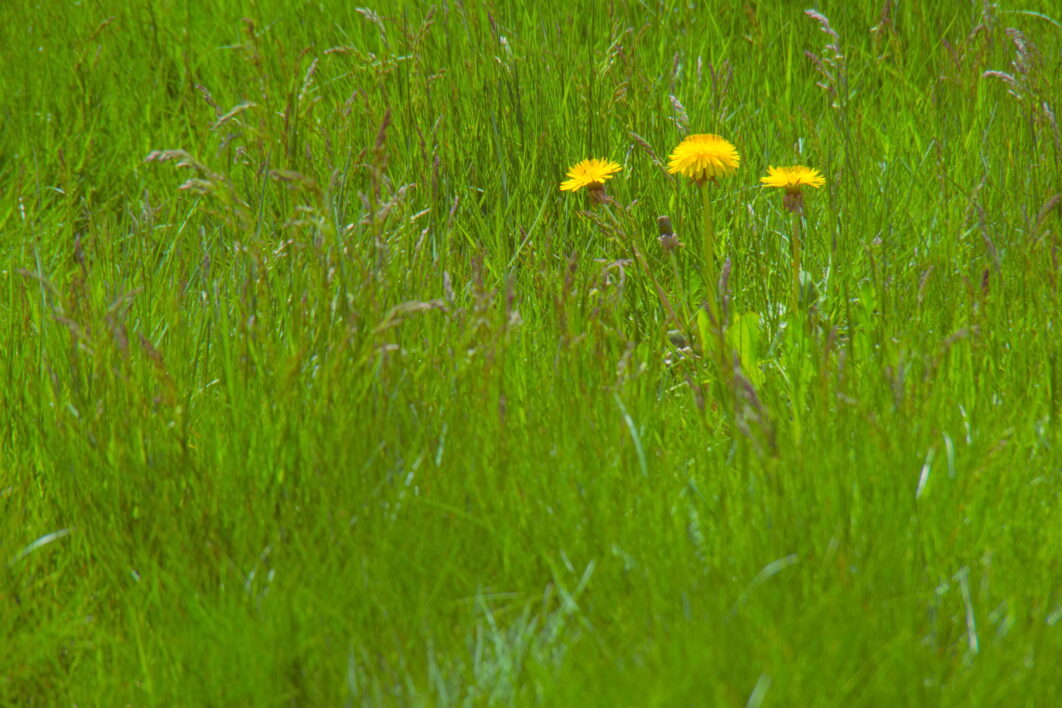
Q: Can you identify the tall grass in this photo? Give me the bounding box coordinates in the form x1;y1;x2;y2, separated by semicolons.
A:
2;0;1062;704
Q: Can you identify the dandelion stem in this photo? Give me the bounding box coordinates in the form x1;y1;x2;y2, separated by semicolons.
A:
698;182;730;411
790;209;802;315
700;183;719;319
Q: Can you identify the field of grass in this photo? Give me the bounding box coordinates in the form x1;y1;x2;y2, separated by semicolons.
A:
3;0;1062;704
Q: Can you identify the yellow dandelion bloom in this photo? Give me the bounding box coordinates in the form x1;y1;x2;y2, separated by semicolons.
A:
667;134;740;183
559;158;622;192
759;165;826;192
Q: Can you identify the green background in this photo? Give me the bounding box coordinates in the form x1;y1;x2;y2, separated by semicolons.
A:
2;0;1061;704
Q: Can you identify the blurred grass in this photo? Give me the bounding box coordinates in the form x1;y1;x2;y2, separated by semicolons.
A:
2;0;1062;704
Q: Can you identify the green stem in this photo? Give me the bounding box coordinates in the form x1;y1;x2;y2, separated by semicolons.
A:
701;183;719;320
698;181;731;418
790;208;802;315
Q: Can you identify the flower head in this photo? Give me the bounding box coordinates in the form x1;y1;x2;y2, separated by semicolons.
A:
560;158;622;192
759;166;826;193
667;134;740;184
760;165;825;213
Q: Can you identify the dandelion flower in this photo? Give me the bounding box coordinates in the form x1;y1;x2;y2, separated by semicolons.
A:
759;165;826;193
560;158;622;192
761;166;826;311
667;134;740;184
761;165;825;214
665;135;739;321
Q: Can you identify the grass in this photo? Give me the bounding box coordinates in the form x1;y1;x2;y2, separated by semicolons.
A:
2;0;1062;704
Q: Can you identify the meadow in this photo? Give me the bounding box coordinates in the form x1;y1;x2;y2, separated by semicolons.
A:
3;0;1062;704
